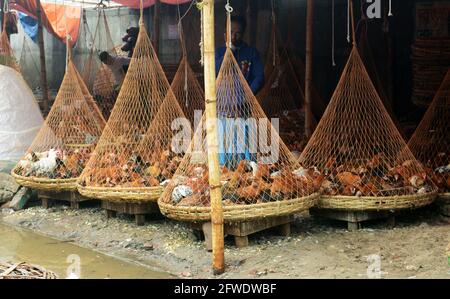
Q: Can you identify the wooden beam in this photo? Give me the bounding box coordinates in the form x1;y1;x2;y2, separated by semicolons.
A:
36;0;50;115
153;0;161;55
305;0;314;138
202;0;224;275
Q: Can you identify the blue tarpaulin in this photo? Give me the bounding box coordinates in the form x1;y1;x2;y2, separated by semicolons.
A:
17;12;38;43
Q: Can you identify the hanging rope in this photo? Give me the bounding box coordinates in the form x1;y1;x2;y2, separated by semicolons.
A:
139;0;144;25
271;0;276;67
225;0;233;49
350;0;356;47
388;0;393;17
347;0;350;43
332;0;336;66
2;0;9;30
197;0;204;66
177;0;189;107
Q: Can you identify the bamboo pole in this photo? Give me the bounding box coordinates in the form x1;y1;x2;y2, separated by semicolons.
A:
304;0;314;138
202;0;224;275
0;0;4;32
36;0;50;115
153;0;161;55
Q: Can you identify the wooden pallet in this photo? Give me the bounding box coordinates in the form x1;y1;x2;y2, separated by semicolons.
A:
309;208;395;231
37;190;93;209
438;197;450;218
191;215;294;250
101;200;160;226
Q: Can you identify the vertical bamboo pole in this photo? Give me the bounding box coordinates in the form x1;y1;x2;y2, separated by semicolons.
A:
36;0;50;115
153;0;161;55
304;0;314;138
202;0;224;275
0;0;4;32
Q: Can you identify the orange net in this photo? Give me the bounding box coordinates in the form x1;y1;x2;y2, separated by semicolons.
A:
82;9;120;120
356;19;394;117
170;19;204;126
171;55;204;126
0;27;19;72
258;24;310;153
298;46;436;210
285;40;326;119
12;59;106;191
158;44;320;222
19;36;41;91
73;10;94;75
408;69;450;196
77;14;187;202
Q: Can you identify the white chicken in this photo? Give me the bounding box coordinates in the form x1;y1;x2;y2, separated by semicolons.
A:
16;151;48;173
30;149;60;176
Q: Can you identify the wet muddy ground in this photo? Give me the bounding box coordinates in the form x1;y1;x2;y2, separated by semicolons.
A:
1;199;449;279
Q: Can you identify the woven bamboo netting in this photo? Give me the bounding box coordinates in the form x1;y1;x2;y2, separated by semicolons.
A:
356;19;394;117
19;36;40;91
73;10;94;74
408;68;450;197
77;14;185;202
171;56;204;125
257;24;312;153
284;33;326;119
170;20;204;126
158;43;320;222
82;9;119;119
298;46;436;211
12;59;106;191
0;26;19;72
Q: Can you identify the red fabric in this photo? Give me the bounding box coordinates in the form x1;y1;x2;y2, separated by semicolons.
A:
112;0;191;9
10;0;81;47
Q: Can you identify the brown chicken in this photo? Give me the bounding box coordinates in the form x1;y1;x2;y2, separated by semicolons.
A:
367;153;384;169
228;160;248;189
356;182;378;196
237;181;262;202
325;157;337;170
336;172;361;186
177;193;205;207
342;184;356;196
255;163;271;180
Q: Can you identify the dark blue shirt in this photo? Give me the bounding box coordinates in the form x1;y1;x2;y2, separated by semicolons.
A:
215;43;265;95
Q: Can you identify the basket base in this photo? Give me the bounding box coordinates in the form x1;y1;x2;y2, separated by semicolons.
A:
191;214;294;250
101;200;161;226
437;196;450;218
38;190;95;209
310;208;396;231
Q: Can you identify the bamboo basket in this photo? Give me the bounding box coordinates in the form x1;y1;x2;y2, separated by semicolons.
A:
440;193;450;201
11;170;77;191
316;193;436;211
77;185;163;202
158;193;319;222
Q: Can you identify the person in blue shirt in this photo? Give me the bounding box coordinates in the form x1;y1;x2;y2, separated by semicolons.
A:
215;16;264;96
215;16;265;169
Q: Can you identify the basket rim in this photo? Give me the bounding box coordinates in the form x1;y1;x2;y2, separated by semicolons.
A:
11;171;78;184
11;170;77;191
77;184;164;202
317;192;437;210
158;192;320;222
439;192;450;200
